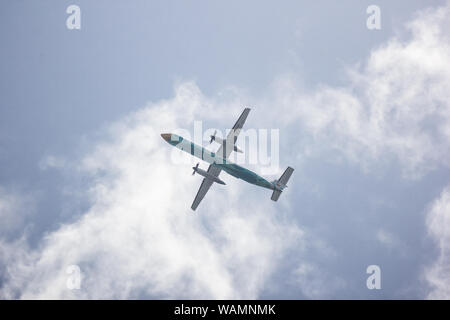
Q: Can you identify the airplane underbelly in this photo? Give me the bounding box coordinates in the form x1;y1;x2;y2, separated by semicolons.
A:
218;163;272;189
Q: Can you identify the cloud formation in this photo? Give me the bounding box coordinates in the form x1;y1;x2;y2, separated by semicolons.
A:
425;186;450;299
0;187;33;240
292;263;345;299
0;83;301;299
261;3;450;178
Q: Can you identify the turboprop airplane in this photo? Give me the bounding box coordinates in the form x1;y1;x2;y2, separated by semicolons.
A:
161;108;294;211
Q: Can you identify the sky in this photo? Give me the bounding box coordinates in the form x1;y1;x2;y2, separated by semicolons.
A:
0;0;450;299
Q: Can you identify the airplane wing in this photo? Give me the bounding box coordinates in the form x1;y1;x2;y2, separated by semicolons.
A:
191;108;250;211
216;107;250;160
191;165;221;211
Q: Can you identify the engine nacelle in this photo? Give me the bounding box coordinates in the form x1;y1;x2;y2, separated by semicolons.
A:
192;163;226;185
210;135;243;153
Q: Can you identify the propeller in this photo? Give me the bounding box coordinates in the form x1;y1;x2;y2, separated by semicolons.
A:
192;163;199;175
209;130;217;144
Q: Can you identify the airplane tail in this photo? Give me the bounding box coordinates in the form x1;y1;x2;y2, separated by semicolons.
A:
271;167;294;201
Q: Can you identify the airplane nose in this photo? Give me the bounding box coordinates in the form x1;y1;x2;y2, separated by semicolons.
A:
161;133;171;141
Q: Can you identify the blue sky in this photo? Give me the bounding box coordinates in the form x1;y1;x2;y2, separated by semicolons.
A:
1;0;450;299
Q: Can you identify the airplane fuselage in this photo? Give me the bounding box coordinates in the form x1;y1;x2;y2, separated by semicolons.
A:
162;133;275;190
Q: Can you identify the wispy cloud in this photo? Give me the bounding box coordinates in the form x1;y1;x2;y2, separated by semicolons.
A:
292;263;346;299
38;155;67;171
0;187;34;240
259;3;450;178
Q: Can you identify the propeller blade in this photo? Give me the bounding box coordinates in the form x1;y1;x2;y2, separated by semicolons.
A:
192;163;199;175
209;130;217;144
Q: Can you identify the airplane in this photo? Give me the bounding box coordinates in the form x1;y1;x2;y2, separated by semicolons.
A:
161;108;294;211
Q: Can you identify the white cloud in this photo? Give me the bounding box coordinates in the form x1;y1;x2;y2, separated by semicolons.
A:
0;83;302;299
292;263;345;299
257;3;450;178
0;188;36;299
425;186;450;299
38;155;67;171
376;229;401;251
0;188;21;235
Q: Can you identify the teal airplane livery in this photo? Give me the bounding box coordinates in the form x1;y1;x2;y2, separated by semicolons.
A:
161;108;294;211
